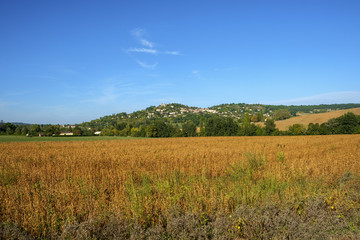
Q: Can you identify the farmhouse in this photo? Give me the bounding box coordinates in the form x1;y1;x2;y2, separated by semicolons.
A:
60;132;73;136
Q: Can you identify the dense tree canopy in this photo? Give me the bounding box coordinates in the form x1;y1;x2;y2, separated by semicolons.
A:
182;120;197;137
273;109;292;121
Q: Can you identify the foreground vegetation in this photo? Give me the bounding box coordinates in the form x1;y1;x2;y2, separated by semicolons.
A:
1;135;360;239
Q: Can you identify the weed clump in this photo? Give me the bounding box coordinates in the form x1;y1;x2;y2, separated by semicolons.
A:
0;222;32;240
37;200;360;239
212;198;358;240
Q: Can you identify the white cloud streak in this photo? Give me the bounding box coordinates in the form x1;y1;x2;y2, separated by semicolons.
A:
164;51;181;56
126;28;181;70
140;39;153;48
188;70;202;79
136;60;158;70
127;48;157;54
131;28;154;48
131;28;144;37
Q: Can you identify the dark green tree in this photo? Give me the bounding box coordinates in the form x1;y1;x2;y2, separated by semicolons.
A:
199;118;206;136
73;126;83;136
145;120;171;137
273;109;291;120
333;112;359;134
223;117;239;136
319;123;331;135
288;124;306;135
257;110;264;122
28;124;41;136
255;127;266;136
238;123;258;136
264;119;276;135
204;117;238;136
119;124;132;136
168;124;182;137
306;123;320;135
182;120;197;137
14;126;22;135
21;126;29;135
5;123;16;135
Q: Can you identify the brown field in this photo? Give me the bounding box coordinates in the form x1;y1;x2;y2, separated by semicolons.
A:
258;107;360;130
1;135;360;238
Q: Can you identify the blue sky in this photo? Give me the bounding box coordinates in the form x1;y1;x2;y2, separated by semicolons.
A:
1;0;360;124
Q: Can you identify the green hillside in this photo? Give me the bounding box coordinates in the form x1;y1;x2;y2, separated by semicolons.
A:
81;103;360;129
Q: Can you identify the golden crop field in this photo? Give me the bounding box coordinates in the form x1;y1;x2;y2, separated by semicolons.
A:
257;107;360;131
1;135;360;239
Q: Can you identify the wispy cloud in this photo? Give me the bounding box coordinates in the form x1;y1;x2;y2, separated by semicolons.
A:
131;28;145;38
81;77;132;105
127;48;157;54
82;74;167;104
148;73;160;78
59;67;77;74
140;39;153;48
136;60;158;70
126;28;181;70
164;51;181;56
98;85;119;104
189;69;202;79
131;28;155;48
268;91;360;105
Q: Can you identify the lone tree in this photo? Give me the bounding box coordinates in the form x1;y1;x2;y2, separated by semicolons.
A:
264;119;276;135
273;109;292;120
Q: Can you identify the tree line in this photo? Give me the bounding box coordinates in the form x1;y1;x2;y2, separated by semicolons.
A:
94;112;360;137
1;112;360;137
0;123;94;137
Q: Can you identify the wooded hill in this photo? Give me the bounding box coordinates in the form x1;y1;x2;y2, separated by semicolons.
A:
2;103;360;137
81;103;360;130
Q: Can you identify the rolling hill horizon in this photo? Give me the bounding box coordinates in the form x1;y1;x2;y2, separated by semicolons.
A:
81;103;360;129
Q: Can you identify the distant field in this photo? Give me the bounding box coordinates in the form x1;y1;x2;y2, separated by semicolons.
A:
1;135;360;239
259;107;360;131
0;135;140;142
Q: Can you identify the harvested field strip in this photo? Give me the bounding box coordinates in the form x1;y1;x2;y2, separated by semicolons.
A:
257;107;360;130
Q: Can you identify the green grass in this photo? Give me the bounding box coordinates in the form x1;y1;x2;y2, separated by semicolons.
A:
0;135;142;142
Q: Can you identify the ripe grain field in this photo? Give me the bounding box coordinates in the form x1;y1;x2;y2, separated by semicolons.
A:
264;107;360;131
1;135;360;239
